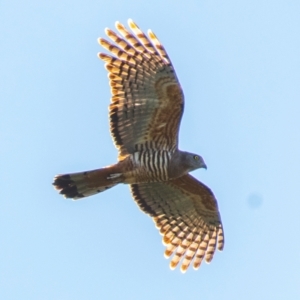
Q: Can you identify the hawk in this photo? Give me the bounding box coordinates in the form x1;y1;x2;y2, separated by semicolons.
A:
53;19;224;273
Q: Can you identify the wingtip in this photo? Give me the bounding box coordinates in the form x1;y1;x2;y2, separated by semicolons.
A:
148;30;156;40
164;249;172;258
104;27;111;36
128;18;137;29
205;257;212;264
180;266;188;274
98;37;106;46
115;21;125;31
97;52;107;60
169;260;179;270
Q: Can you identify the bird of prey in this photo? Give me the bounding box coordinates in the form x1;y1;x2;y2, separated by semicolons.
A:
53;19;224;273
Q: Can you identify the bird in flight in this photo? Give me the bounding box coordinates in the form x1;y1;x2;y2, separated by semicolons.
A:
53;19;224;273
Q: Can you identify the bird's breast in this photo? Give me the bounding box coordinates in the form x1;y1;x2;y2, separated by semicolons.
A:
123;150;172;184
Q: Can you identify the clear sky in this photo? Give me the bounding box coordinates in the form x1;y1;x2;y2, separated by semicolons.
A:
1;1;300;299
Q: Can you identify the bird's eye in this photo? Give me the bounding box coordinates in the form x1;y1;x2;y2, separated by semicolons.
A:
194;155;199;161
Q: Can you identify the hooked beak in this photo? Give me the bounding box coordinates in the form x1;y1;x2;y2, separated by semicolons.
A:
201;162;207;170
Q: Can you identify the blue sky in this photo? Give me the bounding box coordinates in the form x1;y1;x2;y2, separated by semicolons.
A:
1;0;300;299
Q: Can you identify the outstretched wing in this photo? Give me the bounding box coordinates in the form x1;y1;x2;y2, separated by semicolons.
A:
130;174;224;273
98;19;184;158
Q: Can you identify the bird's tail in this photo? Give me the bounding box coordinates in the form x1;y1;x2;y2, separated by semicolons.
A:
53;165;123;200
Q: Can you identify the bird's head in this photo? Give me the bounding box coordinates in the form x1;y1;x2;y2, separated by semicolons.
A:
169;150;207;178
184;152;207;172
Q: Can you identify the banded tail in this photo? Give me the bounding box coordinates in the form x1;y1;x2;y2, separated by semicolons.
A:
53;165;123;199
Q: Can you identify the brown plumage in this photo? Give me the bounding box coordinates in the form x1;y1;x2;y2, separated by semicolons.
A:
53;19;224;273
